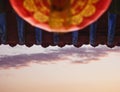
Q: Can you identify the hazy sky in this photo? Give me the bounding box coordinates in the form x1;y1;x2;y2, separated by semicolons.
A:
0;45;120;92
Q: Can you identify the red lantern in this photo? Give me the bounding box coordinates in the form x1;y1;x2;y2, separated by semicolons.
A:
10;0;111;32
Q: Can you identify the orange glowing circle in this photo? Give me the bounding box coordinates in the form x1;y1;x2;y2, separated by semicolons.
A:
10;0;111;32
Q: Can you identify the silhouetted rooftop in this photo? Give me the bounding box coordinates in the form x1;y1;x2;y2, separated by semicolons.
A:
0;0;120;48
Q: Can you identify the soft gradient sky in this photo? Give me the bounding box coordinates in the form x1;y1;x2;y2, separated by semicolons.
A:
0;45;120;92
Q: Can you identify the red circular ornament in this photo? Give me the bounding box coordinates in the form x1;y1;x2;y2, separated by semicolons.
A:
10;0;111;32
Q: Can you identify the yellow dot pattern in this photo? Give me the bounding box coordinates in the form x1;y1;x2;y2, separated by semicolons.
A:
23;0;99;30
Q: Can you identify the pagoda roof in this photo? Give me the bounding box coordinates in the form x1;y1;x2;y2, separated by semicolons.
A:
0;0;120;48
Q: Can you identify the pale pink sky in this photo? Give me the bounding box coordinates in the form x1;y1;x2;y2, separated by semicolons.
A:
0;45;120;92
